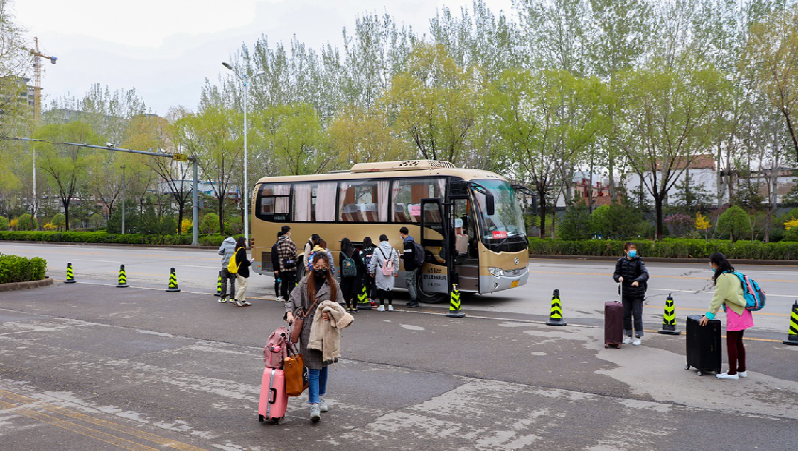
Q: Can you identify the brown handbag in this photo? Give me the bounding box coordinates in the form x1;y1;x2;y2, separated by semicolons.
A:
290;297;320;344
284;344;308;397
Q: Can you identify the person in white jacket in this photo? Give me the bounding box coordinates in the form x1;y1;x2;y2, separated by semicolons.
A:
368;234;400;311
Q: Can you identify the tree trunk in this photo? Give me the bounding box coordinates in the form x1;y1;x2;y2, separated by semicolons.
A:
218;195;225;236
63;199;70;232
654;195;664;241
537;187;547;239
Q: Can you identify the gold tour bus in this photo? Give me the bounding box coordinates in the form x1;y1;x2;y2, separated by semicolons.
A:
250;160;531;303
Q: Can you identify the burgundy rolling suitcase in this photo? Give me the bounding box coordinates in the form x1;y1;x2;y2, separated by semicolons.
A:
605;301;624;348
684;315;722;376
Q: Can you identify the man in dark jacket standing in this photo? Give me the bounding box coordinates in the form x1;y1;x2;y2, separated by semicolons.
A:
612;242;650;346
277;225;298;301
400;226;421;308
271;231;283;301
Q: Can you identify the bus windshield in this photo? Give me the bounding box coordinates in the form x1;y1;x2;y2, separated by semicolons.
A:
473;179;526;241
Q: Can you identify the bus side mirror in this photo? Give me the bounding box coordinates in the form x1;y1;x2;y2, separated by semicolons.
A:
486;194;495;216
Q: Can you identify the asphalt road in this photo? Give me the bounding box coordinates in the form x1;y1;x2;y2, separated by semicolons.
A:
0;242;797;450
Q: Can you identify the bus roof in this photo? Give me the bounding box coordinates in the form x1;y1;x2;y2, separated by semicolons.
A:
255;160;507;185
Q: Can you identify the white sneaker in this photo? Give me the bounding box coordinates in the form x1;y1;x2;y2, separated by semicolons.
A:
622;337;634;345
242;300;251;306
716;372;739;380
632;338;641;346
319;397;329;413
377;305;385;312
276;296;284;302
310;403;321;422
738;371;748;378
388;305;394;311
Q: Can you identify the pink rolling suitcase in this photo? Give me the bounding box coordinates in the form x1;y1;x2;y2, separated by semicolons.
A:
259;367;287;424
605;285;624;348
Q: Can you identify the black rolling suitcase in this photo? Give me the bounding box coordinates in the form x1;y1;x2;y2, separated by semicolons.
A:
685;315;721;376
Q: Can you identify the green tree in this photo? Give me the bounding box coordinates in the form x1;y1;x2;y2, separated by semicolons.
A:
51;213;65;231
381;43;478;163
717;205;751;242
252;103;331;175
199;213;220;235
328;104;408;166
487;68;607;238
17;213;37;231
559;202;592;240
742;3;798;161
617;61;728;241
34;121;100;231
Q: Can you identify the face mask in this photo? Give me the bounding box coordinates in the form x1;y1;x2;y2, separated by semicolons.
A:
314;268;328;279
627;250;637;258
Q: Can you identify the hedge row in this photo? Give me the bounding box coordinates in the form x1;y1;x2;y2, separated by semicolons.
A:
528;238;798;260
0;254;47;284
0;231;231;247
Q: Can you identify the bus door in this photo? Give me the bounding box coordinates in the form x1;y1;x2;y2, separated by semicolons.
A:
419;198;449;295
451;197;479;292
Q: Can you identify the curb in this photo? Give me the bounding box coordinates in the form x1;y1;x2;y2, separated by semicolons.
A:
0;277;54;292
1;240;217;250
529;255;798;266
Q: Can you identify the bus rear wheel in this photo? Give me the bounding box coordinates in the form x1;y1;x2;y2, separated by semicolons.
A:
414;271;447;304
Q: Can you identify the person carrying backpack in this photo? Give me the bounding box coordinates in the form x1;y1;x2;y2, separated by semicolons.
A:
700;252;754;380
231;236;253;307
369;234;400;312
271;231;283;301
612;242;649;346
361;236;376;303
217;236;237;303
399;226;424;308
339;238;363;313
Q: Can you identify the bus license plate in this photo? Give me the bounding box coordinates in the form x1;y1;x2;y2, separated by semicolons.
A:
511;280;519;288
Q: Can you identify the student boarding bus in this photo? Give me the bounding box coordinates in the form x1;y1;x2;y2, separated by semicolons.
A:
250;160;531;303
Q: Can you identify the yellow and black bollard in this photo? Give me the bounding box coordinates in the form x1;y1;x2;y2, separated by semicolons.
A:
214;271;222;297
784;301;798;346
65;262;76;284
658;293;680;335
356;284;372;310
116;264;129;288
166;268;181;292
546;289;567;326
446;284;465;318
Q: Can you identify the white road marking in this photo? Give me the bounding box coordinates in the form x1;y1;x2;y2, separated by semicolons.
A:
655;288;795;298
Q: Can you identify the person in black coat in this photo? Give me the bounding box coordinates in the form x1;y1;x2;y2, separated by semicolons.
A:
339;237;364;313
233;236;253;307
612;242;649;345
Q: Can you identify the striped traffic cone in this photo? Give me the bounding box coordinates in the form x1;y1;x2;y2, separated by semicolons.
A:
214;271;222;297
356;284;372;310
116;264;129;288
166;268;181;292
784;301;798;346
546;289;567;326
446;284;465;318
658;293;680;335
65;262;76;284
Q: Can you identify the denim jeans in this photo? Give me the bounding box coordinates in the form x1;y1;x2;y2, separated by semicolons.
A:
308;366;328;405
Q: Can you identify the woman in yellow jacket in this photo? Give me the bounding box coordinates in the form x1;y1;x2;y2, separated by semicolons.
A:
699;252;753;380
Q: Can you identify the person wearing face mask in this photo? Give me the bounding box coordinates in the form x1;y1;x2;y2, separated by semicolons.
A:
699;252;753;380
285;252;345;422
612;242;649;345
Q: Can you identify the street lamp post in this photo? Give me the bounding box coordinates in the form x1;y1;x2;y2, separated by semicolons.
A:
222;62;264;246
120;165;126;234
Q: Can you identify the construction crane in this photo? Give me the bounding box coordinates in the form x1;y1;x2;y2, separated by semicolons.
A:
26;37;57;122
22;37;57;221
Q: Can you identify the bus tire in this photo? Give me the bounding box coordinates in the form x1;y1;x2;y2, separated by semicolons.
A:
414;271;446;304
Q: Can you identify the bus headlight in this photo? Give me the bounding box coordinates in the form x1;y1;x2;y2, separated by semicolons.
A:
488;267;505;277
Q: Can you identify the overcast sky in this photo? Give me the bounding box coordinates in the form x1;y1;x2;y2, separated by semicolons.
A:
14;0;514;116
